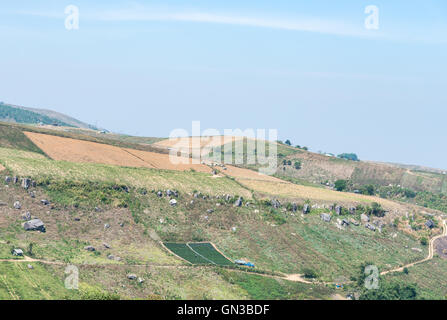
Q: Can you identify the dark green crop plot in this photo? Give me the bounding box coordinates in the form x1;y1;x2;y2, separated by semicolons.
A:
188;243;233;266
164;242;233;266
164;243;211;264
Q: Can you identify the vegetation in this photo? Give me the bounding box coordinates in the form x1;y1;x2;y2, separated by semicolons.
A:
337;153;359;161
0;104;72;127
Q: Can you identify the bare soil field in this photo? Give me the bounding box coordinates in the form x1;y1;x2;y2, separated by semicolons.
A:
223;165;282;182
24;132;211;173
153;136;245;152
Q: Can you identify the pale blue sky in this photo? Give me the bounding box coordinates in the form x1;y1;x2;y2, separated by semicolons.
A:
0;1;446;168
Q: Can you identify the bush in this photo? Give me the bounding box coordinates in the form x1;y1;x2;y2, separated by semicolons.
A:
334;180;348;192
294;161;302;170
420;237;428;246
285;139;292;146
337;153;359;161
302;268;318;279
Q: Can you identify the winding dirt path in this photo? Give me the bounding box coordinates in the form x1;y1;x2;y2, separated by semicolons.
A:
381;220;447;275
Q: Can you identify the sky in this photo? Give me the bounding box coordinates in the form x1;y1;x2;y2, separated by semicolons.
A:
0;0;446;168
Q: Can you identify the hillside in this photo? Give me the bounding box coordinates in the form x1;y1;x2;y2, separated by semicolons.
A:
1;122;447;300
0;102;97;130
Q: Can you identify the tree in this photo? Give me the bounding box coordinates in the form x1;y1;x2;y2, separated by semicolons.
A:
420;237;428;246
302;146;308;151
337;153;359;161
334;180;348;191
361;184;375;196
285;139;292;146
294;161;302;170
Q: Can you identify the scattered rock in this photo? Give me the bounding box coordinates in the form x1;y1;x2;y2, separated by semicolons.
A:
4;176;11;183
24;219;46;232
137;277;144;284
157;191;163;198
425;220;435;229
234;197;243;207
127;274;137;280
84;246;96;252
13;201;21;209
169;199;177;206
22;211;32;221
21;178;31;189
27;264;34;270
361;214;370;223
41;199;50;205
13;176;18;184
29;191;35;198
349;207;356;215
335;206;342;215
320;213;331;222
206;209;214;214
104;223;110;229
94;207;102;212
292;203;298;212
271;199;281;209
74;217;80;221
302;204;310;214
365;223;376;232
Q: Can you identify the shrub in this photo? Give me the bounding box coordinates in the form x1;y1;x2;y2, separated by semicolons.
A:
302;268;318;279
334;180;348;191
420;237;428;246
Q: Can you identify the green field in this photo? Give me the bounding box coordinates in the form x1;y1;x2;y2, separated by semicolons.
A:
164;243;233;266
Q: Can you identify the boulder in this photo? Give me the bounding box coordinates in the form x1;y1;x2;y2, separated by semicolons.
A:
13;176;18;184
24;219;46;232
320;213;331;222
206;209;214;214
41;199;50;205
349;207;356;215
302;204;310;214
361;214;370;223
271;199;281;209
157;191;163;198
21;178;31;189
365;223;376;231
169;199;177;206
22;211;32;221
425;220;435;229
341;219;350;226
13;201;21;209
4;176;11;183
29;191;35;198
127;274;137;280
166;189;173;197
335;206;342;215
84;246;96;252
292;203;298;212
234;197;243;207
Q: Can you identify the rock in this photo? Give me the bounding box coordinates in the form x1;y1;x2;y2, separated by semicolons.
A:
104;223;110;229
271;199;281;209
341;219;350;226
74;217;80;221
27;264;34;270
206;209;214;214
13;176;18;184
166;189;173;197
84;246;96;252
234;197;243;207
350;219;360;226
127;274;137;280
320;213;331;222
365;223;376;231
22;211;32;221
302;204;310;214
361;214;370;223
349;207;356;215
24;219;46;232
137;277;144;284
21;178;31;189
94;207;102;212
232;227;237;232
13;201;21;209
335;206;342;215
29;191;35;198
169;199;177;206
0;202;6;206
157;191;163;198
225;194;232;202
4;176;11;183
292;203;298;212
41;199;50;205
107;254;115;260
31;181;36;188
425;220;435;229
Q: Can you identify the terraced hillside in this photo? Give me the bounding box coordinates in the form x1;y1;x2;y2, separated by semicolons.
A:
1;122;447;300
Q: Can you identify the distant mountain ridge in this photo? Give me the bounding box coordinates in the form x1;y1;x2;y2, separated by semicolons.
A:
0;102;98;130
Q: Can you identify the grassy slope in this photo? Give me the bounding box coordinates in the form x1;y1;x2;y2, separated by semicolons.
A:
0;123;45;155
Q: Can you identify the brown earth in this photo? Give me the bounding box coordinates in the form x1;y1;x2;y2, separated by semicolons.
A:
435;236;447;259
24;131;211;173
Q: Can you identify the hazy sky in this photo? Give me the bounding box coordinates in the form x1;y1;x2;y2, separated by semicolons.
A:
0;1;446;168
